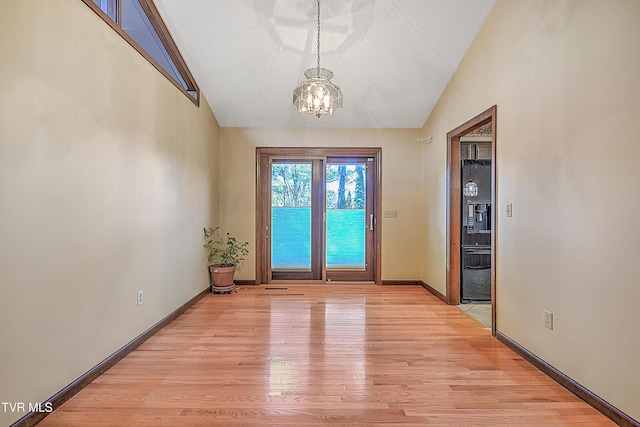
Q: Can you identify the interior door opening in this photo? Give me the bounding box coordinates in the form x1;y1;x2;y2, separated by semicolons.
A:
446;106;497;335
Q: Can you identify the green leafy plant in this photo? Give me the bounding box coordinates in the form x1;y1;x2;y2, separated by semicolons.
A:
203;226;249;267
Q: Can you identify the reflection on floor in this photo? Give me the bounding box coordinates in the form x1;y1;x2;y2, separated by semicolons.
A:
458;303;492;329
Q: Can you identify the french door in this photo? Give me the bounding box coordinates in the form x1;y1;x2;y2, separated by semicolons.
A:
256;148;380;284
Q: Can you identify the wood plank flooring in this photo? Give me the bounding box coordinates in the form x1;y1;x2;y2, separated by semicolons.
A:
40;286;613;426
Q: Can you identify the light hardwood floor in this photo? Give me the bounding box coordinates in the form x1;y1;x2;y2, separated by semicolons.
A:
40;286;613;426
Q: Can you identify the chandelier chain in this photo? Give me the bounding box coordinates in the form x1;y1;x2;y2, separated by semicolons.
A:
316;0;321;71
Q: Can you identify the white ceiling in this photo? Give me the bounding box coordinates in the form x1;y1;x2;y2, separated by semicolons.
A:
154;0;495;128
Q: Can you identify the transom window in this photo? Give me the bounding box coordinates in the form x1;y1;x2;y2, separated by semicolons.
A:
83;0;199;104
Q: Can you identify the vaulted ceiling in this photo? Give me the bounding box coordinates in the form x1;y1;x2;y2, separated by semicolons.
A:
154;0;495;128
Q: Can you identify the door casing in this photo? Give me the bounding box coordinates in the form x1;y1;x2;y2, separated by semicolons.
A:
256;147;382;285
446;106;497;335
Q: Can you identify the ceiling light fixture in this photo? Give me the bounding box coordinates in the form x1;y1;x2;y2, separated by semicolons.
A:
463;179;479;197
292;0;342;118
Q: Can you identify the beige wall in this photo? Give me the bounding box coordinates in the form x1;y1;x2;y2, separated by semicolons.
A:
3;0;638;424
0;2;219;425
219;127;423;282
421;0;640;420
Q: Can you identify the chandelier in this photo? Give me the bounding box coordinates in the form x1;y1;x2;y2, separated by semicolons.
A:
292;0;343;118
463;180;479;197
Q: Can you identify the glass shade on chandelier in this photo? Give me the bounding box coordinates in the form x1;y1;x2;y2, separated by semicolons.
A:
463;180;479;197
292;0;342;118
293;67;343;118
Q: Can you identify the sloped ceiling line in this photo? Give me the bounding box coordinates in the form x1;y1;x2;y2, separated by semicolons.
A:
154;0;496;128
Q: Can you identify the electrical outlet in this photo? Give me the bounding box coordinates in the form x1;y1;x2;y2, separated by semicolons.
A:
137;290;143;306
384;210;398;218
544;310;553;330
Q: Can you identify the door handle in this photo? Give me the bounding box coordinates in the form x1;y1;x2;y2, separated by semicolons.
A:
370;214;374;231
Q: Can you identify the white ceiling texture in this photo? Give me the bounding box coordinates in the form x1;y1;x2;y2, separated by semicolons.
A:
154;0;495;128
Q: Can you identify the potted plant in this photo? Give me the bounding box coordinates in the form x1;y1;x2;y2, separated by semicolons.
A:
203;226;249;292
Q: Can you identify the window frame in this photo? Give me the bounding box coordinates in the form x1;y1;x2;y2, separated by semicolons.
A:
82;0;200;106
256;147;382;285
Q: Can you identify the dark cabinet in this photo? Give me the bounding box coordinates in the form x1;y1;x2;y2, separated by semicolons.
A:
461;142;492;160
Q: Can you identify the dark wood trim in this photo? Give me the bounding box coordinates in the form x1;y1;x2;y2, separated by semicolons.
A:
139;0;200;100
10;288;210;427
255;147;382;285
374;149;383;286
234;279;258;286
312;159;324;279
255;152;269;286
447;135;462;306
490;112;498;333
378;280;447;306
256;147;381;157
496;332;639;427
420;281;446;302
80;0;200;106
381;280;422;286
446;105;497;336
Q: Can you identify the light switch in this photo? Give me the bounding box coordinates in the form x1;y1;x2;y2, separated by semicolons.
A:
384;210;399;218
506;203;513;217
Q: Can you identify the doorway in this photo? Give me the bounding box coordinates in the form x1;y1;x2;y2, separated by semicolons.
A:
256;147;381;284
446;106;497;334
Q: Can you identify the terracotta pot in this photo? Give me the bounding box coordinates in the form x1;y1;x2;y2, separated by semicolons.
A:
209;264;236;290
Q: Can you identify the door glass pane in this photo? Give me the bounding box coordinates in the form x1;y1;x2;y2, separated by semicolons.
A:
326;163;366;270
271;163;312;270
